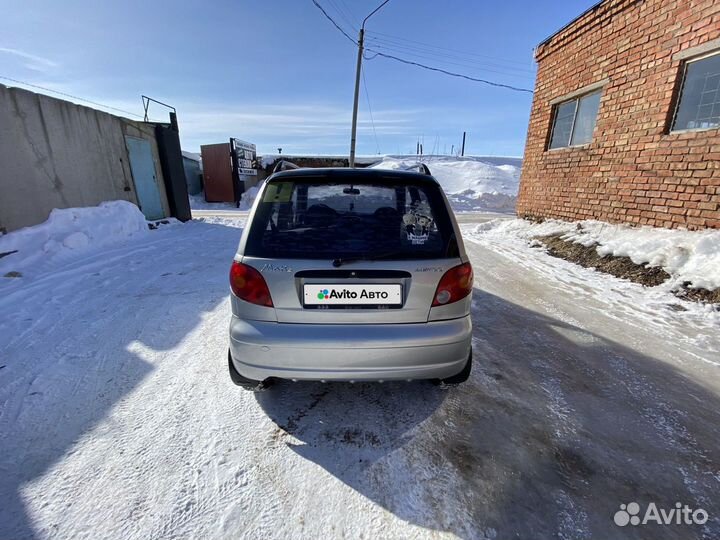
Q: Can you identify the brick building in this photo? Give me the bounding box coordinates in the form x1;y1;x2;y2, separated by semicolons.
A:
517;0;720;229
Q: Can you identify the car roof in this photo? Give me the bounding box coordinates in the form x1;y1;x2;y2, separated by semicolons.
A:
266;167;440;185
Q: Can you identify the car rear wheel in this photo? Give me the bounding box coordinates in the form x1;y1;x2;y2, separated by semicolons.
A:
435;350;472;385
228;350;272;391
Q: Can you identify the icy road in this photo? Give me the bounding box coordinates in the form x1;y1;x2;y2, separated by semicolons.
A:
1;216;719;539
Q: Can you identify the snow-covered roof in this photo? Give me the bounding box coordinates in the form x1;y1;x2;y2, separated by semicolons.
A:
182;151;201;162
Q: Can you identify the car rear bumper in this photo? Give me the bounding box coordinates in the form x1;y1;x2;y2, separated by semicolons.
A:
229;315;472;381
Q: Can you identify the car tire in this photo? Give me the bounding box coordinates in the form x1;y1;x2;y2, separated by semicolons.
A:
228;350;272;391
435;350;472;386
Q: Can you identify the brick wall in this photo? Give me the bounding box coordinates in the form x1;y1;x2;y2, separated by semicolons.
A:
517;0;720;229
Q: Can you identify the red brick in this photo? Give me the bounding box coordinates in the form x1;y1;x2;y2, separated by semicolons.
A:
517;0;720;230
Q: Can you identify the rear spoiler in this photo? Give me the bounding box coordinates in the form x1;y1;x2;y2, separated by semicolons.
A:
272;160;300;174
402;163;432;175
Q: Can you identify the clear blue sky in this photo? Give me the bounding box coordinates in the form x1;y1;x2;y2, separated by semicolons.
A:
0;0;596;156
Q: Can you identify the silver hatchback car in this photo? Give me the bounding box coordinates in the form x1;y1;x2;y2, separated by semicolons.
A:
228;166;473;390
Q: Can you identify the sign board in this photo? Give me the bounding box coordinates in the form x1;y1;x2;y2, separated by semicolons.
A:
230;138;257;176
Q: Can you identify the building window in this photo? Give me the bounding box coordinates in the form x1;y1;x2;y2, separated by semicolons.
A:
548;90;602;149
672;51;720;132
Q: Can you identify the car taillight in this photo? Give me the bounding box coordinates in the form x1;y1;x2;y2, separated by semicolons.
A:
432;262;473;307
229;261;273;307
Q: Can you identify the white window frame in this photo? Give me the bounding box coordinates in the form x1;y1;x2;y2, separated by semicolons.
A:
547;80;607;151
670;48;720;134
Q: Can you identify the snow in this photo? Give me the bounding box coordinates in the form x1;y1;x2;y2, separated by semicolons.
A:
189;194;237;211
466;219;719;361
473;218;720;292
0;201;149;280
1;209;720;539
193;155;521;215
371;155;521;213
182;150;201;162
189;186;259;212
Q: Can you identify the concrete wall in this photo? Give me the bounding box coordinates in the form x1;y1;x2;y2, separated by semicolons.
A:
0;85;169;233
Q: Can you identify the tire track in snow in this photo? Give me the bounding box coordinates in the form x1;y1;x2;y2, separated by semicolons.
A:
5;216;720;539
1;220;248;540
463;229;720;364
465;238;720;538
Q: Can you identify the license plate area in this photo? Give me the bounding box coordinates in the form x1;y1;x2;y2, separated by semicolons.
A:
303;283;403;308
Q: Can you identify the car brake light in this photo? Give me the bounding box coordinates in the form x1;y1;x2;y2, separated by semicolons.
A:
229;261;273;307
432;262;473;307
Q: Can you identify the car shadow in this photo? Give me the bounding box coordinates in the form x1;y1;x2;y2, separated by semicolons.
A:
256;287;720;538
0;221;240;540
256;378;448;497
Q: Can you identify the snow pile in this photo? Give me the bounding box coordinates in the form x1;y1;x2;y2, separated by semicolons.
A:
189;186;259;212
0;201;149;278
472;218;720;291
188;194;236;211
371;156;521;213
473;218;575;238
238;186;259;210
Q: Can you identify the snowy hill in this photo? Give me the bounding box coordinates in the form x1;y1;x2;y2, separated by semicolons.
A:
370;155;522;213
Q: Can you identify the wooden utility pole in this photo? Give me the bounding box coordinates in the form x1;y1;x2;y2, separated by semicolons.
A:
461;131;466;156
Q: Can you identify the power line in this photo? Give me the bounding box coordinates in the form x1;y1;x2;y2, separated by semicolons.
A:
311;0;356;45
308;0;534;94
364;37;535;75
325;0;357;32
0;75;146;118
335;0;359;29
364;42;535;80
0;75;144;118
361;66;380;154
363;50;534;93
366;29;532;67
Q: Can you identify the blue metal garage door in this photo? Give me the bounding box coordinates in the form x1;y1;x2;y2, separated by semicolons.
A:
125;136;165;220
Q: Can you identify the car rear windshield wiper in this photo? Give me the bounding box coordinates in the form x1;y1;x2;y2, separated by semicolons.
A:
332;251;406;268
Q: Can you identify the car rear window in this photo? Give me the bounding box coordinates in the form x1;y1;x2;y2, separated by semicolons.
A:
244;177;458;259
